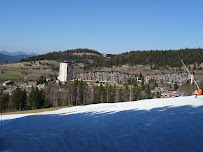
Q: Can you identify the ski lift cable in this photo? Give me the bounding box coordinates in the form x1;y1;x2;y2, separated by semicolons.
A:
181;59;200;90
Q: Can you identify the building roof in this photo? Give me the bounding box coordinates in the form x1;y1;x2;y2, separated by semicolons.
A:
3;80;12;84
63;60;74;63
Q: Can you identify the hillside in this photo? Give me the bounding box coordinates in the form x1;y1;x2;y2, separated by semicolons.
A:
0;60;59;82
23;48;203;70
102;48;203;68
21;48;103;69
1;96;203;152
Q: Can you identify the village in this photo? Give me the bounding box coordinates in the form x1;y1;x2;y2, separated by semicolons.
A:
1;61;195;99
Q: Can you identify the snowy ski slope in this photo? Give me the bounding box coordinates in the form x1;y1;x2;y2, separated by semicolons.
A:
0;96;203;152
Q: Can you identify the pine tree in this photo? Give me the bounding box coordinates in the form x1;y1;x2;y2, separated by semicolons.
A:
0;93;9;112
11;88;26;111
145;84;152;99
141;77;145;90
119;87;124;102
174;82;178;90
156;92;161;98
28;87;44;109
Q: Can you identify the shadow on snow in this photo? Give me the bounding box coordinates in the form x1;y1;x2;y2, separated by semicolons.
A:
1;105;203;152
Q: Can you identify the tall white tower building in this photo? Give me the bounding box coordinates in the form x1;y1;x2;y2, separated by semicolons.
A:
58;61;74;82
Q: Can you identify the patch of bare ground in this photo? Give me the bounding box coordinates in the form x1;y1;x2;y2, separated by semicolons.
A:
72;52;99;56
2;106;72;115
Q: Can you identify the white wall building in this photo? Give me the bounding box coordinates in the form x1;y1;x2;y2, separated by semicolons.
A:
58;61;74;82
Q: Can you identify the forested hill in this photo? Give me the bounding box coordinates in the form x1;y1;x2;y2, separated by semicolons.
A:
21;49;103;68
21;48;203;69
101;48;203;68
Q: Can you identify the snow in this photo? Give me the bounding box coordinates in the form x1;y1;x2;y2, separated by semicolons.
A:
0;96;203;152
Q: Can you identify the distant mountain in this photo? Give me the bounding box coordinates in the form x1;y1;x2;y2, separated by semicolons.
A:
0;52;37;64
0;51;38;56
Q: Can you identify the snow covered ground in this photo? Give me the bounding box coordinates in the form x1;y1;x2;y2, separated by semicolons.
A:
0;96;203;152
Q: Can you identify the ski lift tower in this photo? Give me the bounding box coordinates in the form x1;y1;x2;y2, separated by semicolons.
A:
181;60;202;96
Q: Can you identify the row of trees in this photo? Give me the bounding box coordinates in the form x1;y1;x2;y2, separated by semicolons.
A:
45;79;155;107
0;87;45;112
0;79;156;113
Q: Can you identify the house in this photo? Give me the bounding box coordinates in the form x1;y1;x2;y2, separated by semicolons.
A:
3;80;14;87
161;92;182;98
154;87;182;98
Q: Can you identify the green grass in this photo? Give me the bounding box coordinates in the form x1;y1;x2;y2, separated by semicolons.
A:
0;71;24;82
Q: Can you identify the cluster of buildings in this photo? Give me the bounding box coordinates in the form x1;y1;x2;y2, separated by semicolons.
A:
146;72;191;84
57;61;138;84
57;61;193;85
56;61;193;98
75;71;138;84
1;81;34;95
1;61;191;99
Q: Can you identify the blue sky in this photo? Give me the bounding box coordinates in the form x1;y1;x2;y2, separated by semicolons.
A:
0;0;203;54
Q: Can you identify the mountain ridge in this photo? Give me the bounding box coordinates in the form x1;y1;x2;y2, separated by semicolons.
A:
22;48;203;70
0;52;37;64
0;51;38;56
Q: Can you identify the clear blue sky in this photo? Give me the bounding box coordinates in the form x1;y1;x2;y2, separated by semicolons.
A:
0;0;203;54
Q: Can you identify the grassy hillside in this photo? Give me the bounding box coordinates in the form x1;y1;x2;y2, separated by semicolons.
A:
0;60;59;82
0;71;24;82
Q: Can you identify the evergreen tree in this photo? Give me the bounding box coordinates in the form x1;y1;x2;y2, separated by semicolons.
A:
11;88;26;111
174;82;178;90
123;85;130;101
141;77;145;90
156;92;161;98
109;85;116;103
118;87;124;102
193;63;197;70
136;86;142;100
0;93;9;112
28;87;44;109
145;84;152;99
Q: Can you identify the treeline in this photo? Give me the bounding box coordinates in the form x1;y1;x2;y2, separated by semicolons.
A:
45;79;155;107
93;48;203;69
0;79;158;113
20;48;203;70
0;87;45;112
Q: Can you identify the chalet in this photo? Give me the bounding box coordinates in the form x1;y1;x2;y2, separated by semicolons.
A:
154;87;182;98
161;92;182;98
